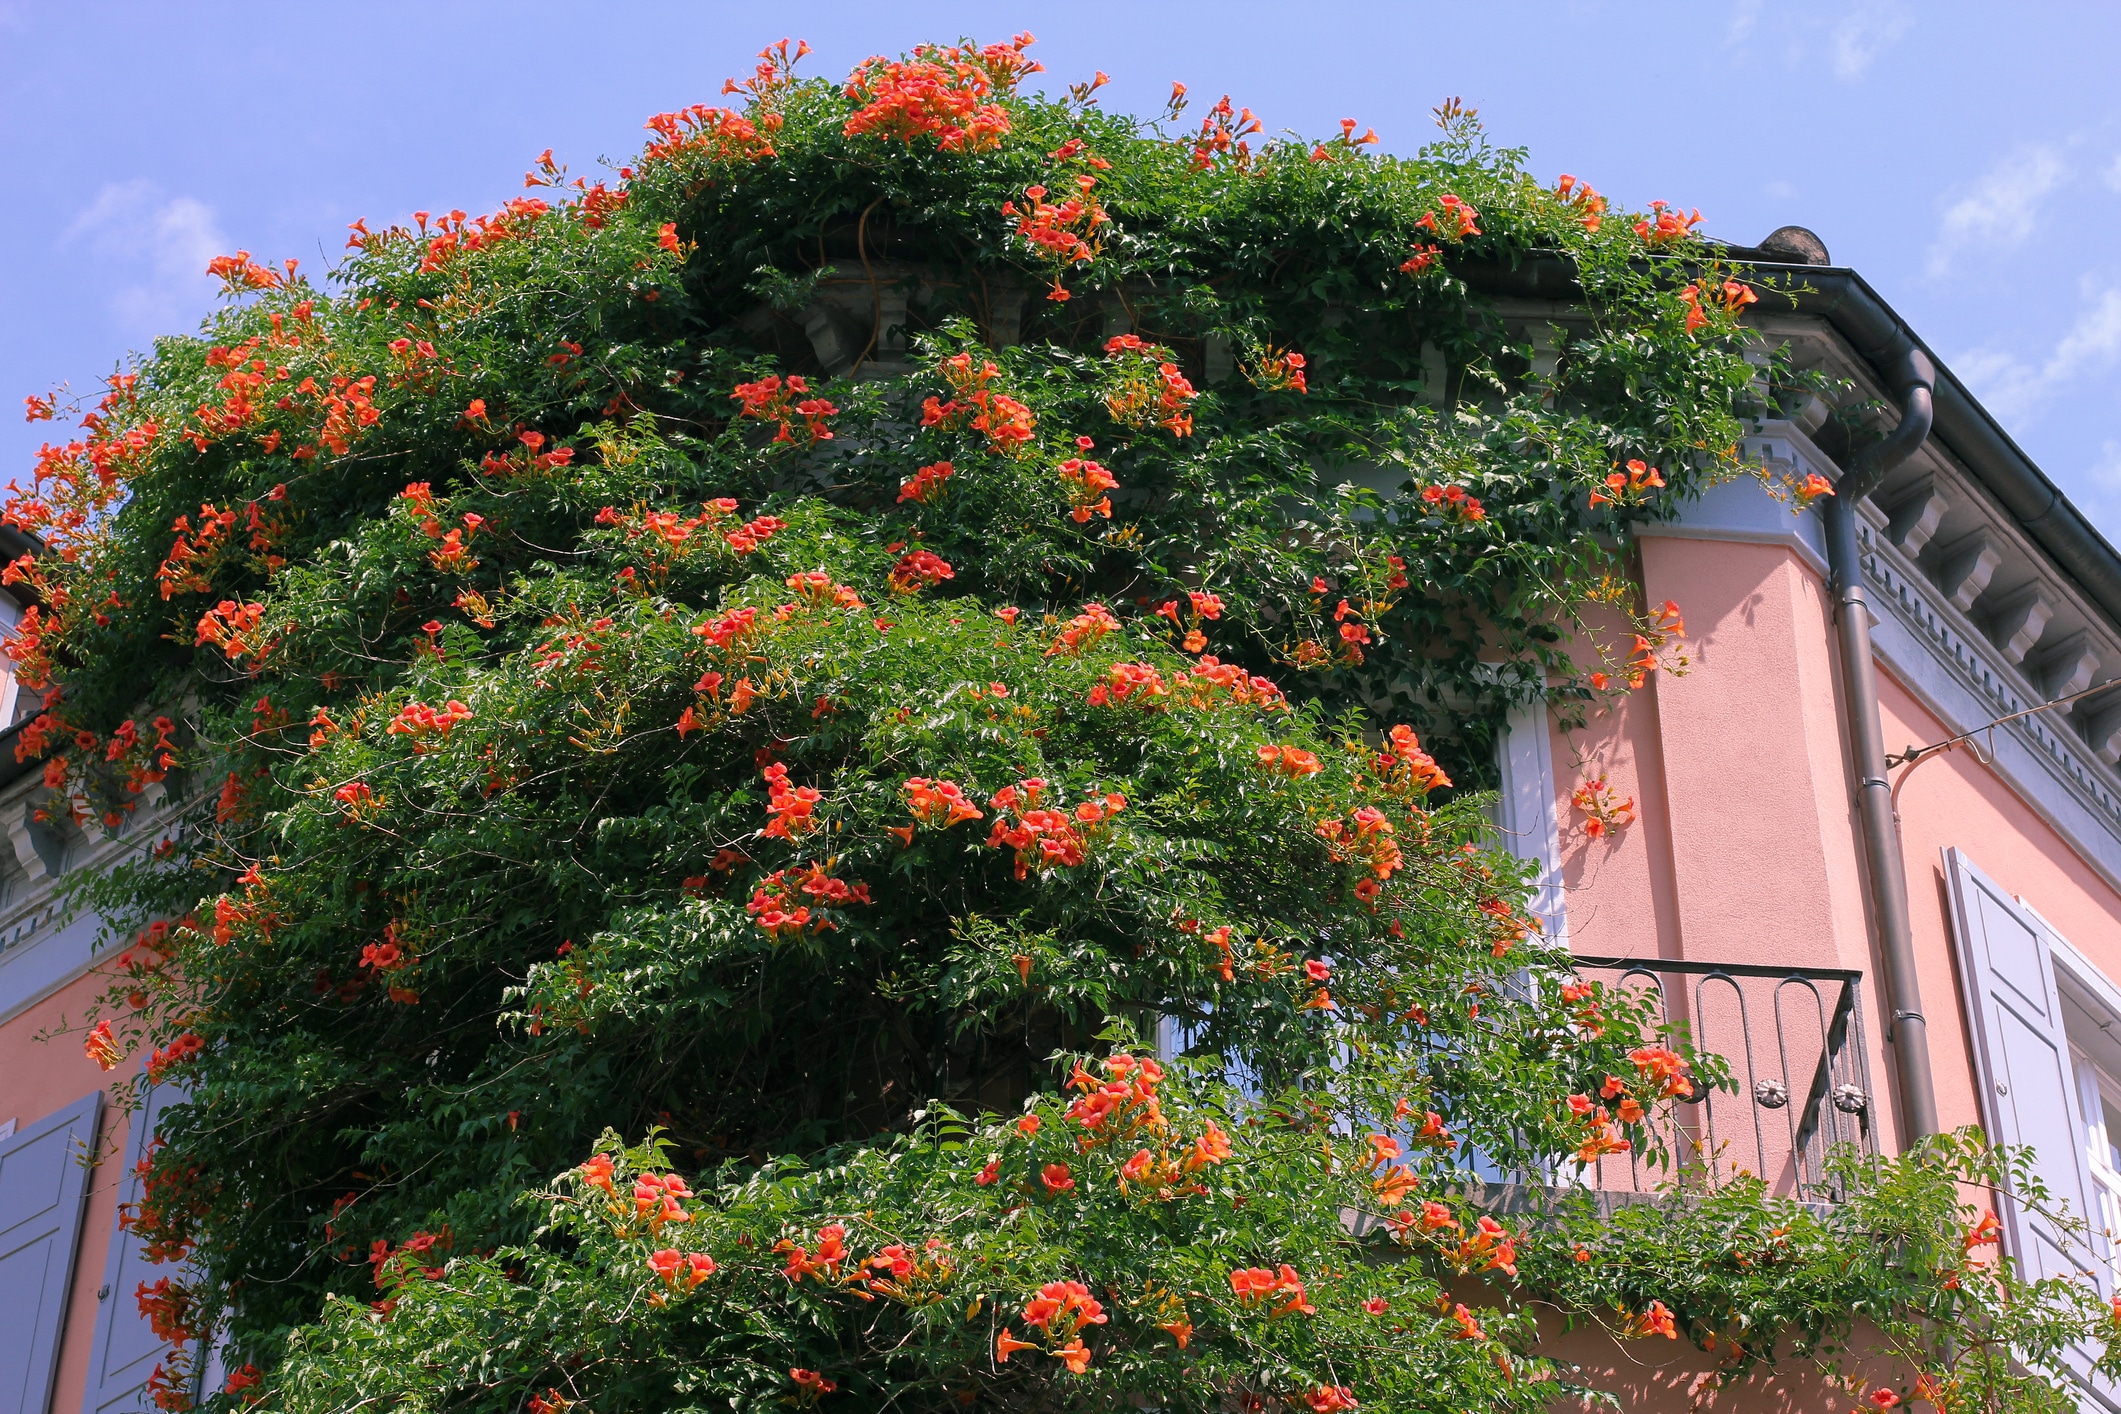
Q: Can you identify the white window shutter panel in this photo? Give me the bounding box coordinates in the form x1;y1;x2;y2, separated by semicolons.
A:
0;1091;104;1414
80;1084;179;1414
1944;847;2110;1293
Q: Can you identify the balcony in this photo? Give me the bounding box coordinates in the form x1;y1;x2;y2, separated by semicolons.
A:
1566;955;1880;1201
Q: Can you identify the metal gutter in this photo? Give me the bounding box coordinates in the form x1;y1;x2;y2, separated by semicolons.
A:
1821;343;1942;1139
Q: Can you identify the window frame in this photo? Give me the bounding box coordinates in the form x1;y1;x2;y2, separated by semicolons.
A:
2071;1048;2121;1288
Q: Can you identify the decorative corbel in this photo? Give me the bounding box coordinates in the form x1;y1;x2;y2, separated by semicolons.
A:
1885;475;1949;558
1935;527;2003;613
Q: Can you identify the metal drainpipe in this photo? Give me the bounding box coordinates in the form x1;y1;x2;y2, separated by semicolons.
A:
1820;339;1942;1140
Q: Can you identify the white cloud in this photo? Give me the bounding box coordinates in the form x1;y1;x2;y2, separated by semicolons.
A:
1954;283;2121;424
1830;0;1913;78
1763;179;1799;200
2094;439;2121;497
1951;347;2038;418
1927;146;2067;277
1725;0;1764;45
2083;440;2121;542
2105;154;2121;193
62;180;229;337
2052;287;2121;372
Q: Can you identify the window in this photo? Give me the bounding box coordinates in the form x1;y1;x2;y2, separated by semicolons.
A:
1945;848;2121;1405
2072;1052;2121;1288
1493;702;1566;945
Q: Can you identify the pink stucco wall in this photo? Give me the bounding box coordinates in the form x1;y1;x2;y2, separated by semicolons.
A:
1436;1273;1903;1409
2;965;137;1414
1546;652;1681;961
1541;1315;1900;1411
1548;538;1874;972
1635;538;1873;978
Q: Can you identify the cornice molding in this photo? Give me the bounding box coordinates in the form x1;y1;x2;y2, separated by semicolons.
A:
1635;422;1832;580
1861;511;2121;895
0;777;181;1026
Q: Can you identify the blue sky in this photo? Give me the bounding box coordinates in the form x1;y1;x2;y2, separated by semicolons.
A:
3;1;2118;533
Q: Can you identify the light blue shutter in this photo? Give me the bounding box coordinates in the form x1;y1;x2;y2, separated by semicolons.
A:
80;1085;178;1414
1945;848;2110;1292
0;1090;104;1414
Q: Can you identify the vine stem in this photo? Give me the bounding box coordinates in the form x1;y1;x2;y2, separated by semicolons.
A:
850;195;886;378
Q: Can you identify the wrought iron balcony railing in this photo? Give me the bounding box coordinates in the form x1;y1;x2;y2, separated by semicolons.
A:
1566;955;1879;1201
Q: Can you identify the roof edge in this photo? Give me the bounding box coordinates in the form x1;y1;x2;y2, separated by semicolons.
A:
1460;254;2121;637
1750;260;2121;635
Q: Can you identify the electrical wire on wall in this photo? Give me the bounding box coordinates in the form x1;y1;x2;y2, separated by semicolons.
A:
1887;678;2116;820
